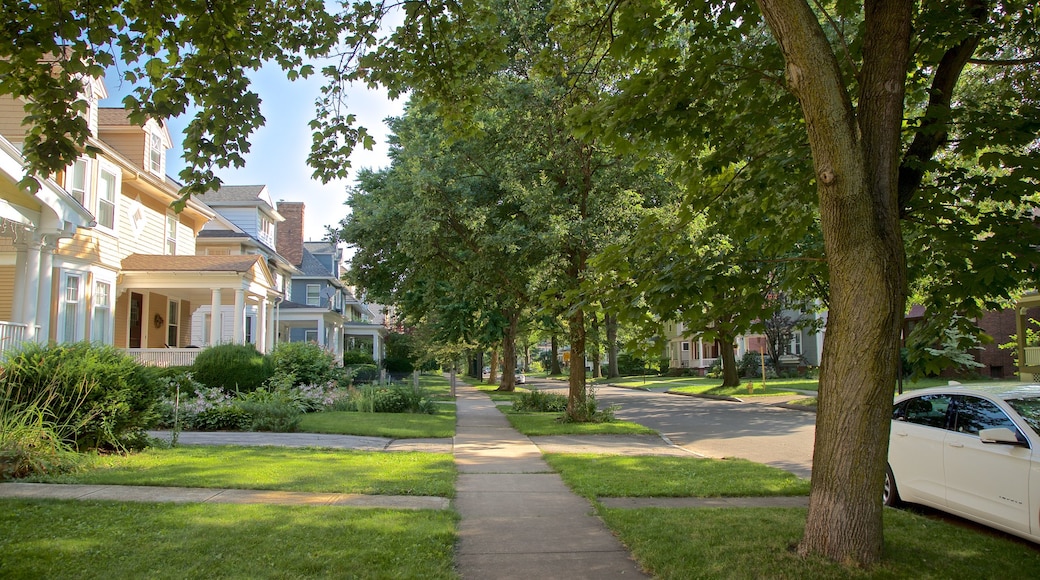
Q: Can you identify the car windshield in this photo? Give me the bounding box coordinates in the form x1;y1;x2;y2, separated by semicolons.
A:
1005;397;1040;436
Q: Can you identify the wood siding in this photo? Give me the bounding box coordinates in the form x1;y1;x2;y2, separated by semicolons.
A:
0;265;13;320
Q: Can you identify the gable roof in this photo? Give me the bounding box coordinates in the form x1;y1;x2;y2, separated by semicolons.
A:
199;185;267;202
121;254;262;272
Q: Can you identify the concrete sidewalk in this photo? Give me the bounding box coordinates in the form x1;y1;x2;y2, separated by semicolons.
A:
454;385;648;579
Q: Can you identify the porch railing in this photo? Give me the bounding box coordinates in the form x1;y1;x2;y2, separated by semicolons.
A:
0;321;31;361
1023;347;1040;381
123;348;202;367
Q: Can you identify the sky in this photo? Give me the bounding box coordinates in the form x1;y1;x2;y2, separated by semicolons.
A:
100;65;405;242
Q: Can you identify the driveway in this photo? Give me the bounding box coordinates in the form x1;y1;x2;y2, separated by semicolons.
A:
529;379;816;479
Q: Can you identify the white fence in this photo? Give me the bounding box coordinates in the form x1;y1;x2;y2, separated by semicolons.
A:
123;348;202;367
0;321;30;360
1023;347;1040;381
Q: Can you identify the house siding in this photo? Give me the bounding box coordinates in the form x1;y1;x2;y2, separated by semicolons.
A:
0;96;27;141
217;208;261;239
101;132;147;169
0;265;13;320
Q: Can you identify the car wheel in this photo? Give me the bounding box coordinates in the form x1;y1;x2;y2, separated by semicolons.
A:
883;465;900;507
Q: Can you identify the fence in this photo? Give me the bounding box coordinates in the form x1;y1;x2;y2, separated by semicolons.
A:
123;348;202;367
0;321;30;361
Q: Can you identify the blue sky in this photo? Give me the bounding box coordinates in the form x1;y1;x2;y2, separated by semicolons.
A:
101;66;404;241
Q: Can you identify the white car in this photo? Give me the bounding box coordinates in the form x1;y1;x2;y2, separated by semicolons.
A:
886;384;1040;544
516;372;526;384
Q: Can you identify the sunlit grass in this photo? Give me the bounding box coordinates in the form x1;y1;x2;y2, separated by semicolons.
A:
299;406;455;438
0;500;458;579
602;506;1040;579
503;413;658;436
544;454;809;498
26;446;456;497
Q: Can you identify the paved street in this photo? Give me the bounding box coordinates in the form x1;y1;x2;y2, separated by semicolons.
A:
529;379;816;479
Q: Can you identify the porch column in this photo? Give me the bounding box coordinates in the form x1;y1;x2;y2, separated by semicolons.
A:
256;296;268;353
270;301;279;347
233;289;245;344
19;238;41;340
317;316;326;347
11;242;27;324
371;330;381;362
209;288;222;346
35;237;54;343
697;339;704;366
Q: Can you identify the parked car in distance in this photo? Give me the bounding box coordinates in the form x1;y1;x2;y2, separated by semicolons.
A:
886;384;1040;544
516;372;526;384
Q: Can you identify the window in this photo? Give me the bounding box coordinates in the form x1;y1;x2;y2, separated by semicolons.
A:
787;333;802;356
304;330;318;343
166;214;178;255
91;281;111;344
950;396;1019;437
67;159;89;205
306;284;321;306
245;316;253;344
149;132;163;174
260;216;273;239
893;394;952;429
166;301;179;346
96;167;117;229
681;342;690;352
62;274;81;343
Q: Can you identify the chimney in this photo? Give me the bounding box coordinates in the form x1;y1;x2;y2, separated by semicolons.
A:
276;202;305;267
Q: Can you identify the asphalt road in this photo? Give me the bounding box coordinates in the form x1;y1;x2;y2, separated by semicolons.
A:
529;379;817;479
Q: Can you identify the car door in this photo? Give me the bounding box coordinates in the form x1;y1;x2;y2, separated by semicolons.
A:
943;395;1033;535
890;394;952;506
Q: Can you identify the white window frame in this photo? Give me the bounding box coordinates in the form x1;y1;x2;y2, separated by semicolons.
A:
90;280;112;344
306;284;321;307
96;163;119;231
681;341;690;352
788;332;802;356
304;330;318;343
66;158;90;205
166;213;178;255
166;300;179;347
149;131;163;174
61;272;83;343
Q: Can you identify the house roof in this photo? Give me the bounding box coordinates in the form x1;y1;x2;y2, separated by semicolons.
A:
199;185;267;203
98;107;132;126
121;254;262;272
298;249;337;278
304;241;338;254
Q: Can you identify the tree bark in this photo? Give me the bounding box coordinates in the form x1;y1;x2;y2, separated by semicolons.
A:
566;306;588;420
718;334;740;388
487;347;499;385
606;313;619;378
756;0;911;566
550;333;562;375
498;311;519;392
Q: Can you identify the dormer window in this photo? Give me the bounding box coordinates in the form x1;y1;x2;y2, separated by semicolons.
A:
67;158;89;205
149;131;163;174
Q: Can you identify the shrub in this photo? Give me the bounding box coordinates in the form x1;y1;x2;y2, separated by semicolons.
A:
382;355;414;374
191;344;273;393
270;342;337;386
558;389;618;424
616;353;651;376
513;390;568;413
342;350;376;365
738;352;777;379
188;406;251;431
1;342;161;450
347;364;380;383
348;384;436;414
0;378;85;480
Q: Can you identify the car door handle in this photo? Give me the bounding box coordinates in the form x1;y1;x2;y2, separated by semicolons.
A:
948;442;964;448
895;432;908;437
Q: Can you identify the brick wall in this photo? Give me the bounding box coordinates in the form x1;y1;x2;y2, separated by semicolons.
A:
276;202;305;267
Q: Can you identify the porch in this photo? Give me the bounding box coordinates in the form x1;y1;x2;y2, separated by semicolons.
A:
123;348;201;367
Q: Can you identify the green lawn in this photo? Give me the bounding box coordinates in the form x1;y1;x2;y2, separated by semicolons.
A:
298;406;456;438
28;445;456;497
0;500;458;579
475;383;532;401
503;412;658;436
543;454;809;498
602;506;1040;579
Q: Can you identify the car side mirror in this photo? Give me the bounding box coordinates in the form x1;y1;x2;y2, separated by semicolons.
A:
978;427;1027;446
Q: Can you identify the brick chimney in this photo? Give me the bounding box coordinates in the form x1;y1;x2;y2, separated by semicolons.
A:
276;202;305;267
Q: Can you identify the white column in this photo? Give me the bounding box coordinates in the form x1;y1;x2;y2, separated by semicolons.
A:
11;242;27;324
20;238;41;340
371;331;381;362
256;297;268;353
233;289;245;344
316;317;326;347
209;288;222;346
697;339;705;365
268;301;278;350
35;238;54;343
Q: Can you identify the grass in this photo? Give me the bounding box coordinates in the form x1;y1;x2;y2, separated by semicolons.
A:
601;507;1040;579
298;405;456;438
544;454;809;498
474;383;531;401
26;445;456;497
503;412;658;436
0;500;458;579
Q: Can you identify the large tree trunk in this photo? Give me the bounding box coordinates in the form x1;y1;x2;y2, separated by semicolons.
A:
589;311;602;378
756;0;910;566
550;333;562;375
606;313;619;378
487;348;499;385
718;334;740;388
498;311;519;392
566;306;588;421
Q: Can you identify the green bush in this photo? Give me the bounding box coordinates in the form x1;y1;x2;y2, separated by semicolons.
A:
342;350;376;365
0;379;85;479
616;353;651;376
738;351;776;379
382;355;414;374
188;406;251;431
346;363;380;383
191;344;273;393
1;342;161;450
348;385;436;414
513;390;568;413
270;342;337;386
236;399;301;432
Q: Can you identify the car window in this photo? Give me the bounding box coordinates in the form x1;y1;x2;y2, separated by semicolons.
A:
893;394;951;428
1005;397;1040;437
949;395;1019;436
